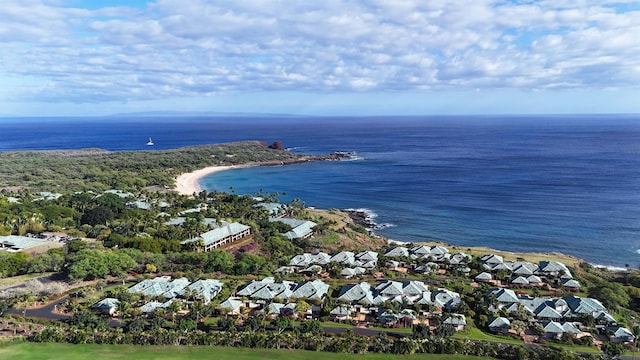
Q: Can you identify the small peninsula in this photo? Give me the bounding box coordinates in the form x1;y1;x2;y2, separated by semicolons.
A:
0;141;348;193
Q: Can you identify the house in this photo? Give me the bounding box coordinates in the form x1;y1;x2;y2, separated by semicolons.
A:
488;317;511;334
182;279;223;303
539;261;572;279
139;300;173;313
181;221;251;251
269;217;316;239
611;327;636;343
355;251;378;268
92;298;120;316
330;305;353;321
542;321;566;339
290;280;330;301
449;252;470;265
127;276;191;298
330;251;356;266
443;314;467;331
527;275;543;286
474;272;493;283
480;254;504;269
384;247;410;258
486;288;519;310
338;282;375;305
561;279;581;291
102;189;134;198
340;267;365;278
510;276;530;287
236;277;328;302
255;202;284;216
219;298;244;315
432;288;461;310
34;191;63;201
0;235;64;254
266;302;297;318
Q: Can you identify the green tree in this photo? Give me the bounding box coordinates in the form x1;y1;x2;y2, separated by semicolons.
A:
601;342;625;359
81;206;115;226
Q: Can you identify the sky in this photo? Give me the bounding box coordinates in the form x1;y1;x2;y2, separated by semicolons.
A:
1;0;640;116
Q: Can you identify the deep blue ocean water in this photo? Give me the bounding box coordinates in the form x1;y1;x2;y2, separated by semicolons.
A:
1;115;639;267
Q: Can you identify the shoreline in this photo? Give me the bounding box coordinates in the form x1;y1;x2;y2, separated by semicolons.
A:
174;165;250;195
173;153;353;196
174;162;629;271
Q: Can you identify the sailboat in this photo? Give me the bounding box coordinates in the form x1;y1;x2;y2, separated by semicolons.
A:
146;137;154;146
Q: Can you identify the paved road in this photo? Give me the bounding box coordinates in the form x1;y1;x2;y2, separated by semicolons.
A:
6;295;70;321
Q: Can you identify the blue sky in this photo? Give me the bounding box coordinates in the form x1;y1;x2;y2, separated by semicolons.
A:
1;0;639;116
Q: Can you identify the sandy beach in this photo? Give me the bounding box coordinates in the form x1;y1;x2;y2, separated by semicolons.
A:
174;165;247;195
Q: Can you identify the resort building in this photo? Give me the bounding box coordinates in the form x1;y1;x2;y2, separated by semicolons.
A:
0;235;64;254
268;217;316;240
181;221;251;251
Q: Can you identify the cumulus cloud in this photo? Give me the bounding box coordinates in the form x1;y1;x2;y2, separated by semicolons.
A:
0;0;639;106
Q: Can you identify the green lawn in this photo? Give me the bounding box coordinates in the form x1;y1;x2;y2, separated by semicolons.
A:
0;343;494;360
544;342;601;354
453;327;523;345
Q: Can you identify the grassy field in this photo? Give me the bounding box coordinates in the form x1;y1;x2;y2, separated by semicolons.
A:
0;342;495;360
453;327;523;345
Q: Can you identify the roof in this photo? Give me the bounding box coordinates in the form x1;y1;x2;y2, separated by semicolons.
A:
432;288;461;309
103;189;134;198
291;280;329;300
443;314;466;326
614;327;635;340
330;251;356;266
384;247;409;258
183;279;223;302
489;317;511;328
139;300;172;313
255;202;284;215
338;282;374;304
181;221;250;247
127;276;190;298
481;254;504;264
535;305;563;319
544;321;565;334
539;261;571;277
93;298;120;309
563;296;606;314
511;276;529;285
0;235;52;252
475;272;493;281
269;217;317;239
487;288;519;303
562;279;581;288
330;305;353;316
219;298;243;312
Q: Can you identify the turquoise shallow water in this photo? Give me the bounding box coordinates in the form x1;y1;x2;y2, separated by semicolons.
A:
1;115;639;267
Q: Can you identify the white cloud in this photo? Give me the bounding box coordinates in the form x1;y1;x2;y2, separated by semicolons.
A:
0;0;639;114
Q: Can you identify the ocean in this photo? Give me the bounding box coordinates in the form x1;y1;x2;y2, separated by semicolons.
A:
1;115;639;267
